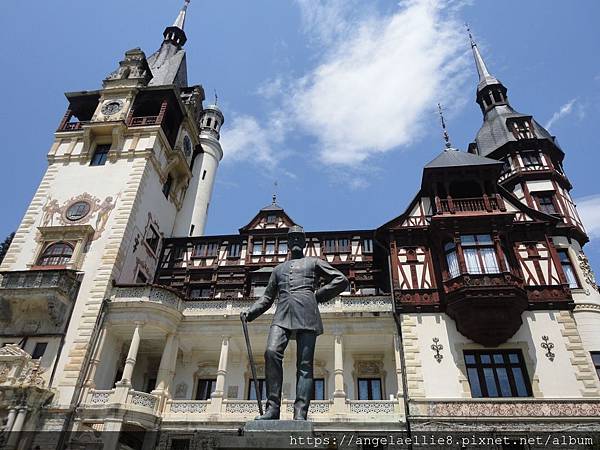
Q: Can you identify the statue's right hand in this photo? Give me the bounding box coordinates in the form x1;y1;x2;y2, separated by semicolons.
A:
240;311;248;322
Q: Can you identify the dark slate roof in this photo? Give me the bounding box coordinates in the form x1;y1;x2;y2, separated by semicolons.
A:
474;105;555;157
424;149;503;169
260;201;284;212
147;44;188;88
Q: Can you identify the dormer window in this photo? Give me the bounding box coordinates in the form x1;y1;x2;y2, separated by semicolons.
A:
508;119;535;140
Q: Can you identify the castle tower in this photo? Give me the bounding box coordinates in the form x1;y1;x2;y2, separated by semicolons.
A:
0;1;222;437
173;102;224;236
467;30;600;355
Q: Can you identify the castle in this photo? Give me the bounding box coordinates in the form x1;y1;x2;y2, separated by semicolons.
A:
1;2;599;449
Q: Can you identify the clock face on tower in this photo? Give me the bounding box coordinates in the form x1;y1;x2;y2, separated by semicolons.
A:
101;100;123;116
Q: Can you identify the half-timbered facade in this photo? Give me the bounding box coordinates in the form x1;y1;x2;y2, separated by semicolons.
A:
1;5;600;450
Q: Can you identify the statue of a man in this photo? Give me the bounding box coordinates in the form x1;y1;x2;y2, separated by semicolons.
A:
241;226;349;420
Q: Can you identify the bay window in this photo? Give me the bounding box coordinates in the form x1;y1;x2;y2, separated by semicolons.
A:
462;234;500;274
445;242;460;278
445;234;506;278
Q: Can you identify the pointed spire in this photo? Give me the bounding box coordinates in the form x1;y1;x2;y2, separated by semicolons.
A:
466;25;509;115
173;0;190;30
466;24;501;91
438;103;453;150
467;25;491;82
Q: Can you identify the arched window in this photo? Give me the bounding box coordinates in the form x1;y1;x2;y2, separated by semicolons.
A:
38;242;74;266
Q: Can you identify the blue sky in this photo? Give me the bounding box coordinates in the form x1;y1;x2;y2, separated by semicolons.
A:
1;0;599;272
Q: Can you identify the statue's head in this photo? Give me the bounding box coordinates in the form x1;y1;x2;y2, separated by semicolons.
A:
288;225;306;253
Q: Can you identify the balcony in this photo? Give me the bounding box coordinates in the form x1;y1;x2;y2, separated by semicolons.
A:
128;115;160;127
0;270;81;332
443;272;528;346
57;121;86;132
0;269;80;302
435;196;505;215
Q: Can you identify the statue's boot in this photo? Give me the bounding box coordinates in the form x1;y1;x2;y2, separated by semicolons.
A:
254;407;280;420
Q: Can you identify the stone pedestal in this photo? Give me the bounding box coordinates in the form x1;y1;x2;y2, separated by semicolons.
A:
221;420;314;449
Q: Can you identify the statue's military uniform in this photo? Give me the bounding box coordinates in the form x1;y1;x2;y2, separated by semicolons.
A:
247;256;348;419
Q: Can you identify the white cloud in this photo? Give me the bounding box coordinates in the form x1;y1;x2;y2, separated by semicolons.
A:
219;113;288;167
221;0;470;171
576;194;600;239
295;0;364;47
292;0;469;165
544;98;576;131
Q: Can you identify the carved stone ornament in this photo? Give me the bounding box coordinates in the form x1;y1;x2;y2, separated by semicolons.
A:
0;344;46;388
41;193;120;241
174;382;188;399
431;337;444;363
578;252;599;294
541;335;555;362
356;359;384;376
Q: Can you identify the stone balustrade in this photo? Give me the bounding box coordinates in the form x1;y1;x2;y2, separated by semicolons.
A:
84;390;400;423
111;285;392;316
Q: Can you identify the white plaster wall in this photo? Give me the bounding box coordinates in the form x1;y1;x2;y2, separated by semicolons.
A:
116;160;179;284
527;180;554;192
411;311;584;399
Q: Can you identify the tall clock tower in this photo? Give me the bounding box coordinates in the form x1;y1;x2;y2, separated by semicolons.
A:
0;0;223;428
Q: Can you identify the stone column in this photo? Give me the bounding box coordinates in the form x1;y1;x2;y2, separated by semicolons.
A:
102;419;123;450
118;322;143;386
332;334;347;414
393;333;404;398
5;407;27;449
208;336;230;414
5;408;17;433
84;326;108;389
153;333;176;394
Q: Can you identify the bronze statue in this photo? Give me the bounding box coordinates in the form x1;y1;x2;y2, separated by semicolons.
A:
241;226;349;420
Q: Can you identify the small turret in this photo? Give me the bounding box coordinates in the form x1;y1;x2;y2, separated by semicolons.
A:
200;104;225;140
